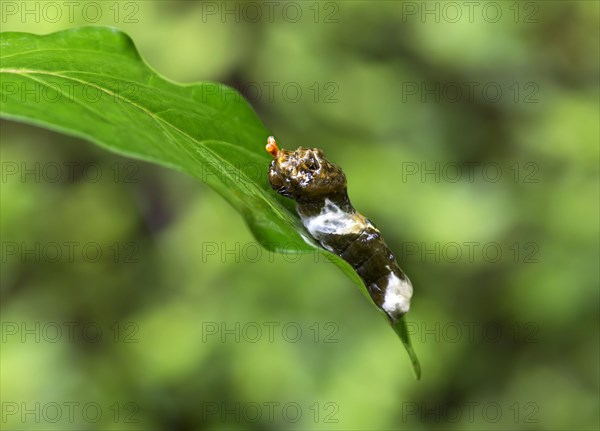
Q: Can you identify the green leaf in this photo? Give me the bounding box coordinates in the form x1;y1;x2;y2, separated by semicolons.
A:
0;26;419;378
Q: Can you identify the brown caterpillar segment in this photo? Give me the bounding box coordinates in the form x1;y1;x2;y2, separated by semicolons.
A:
266;137;413;322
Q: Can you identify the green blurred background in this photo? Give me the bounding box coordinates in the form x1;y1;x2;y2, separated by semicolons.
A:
1;1;598;430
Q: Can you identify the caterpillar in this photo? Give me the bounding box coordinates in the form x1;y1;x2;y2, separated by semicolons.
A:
266;136;413;323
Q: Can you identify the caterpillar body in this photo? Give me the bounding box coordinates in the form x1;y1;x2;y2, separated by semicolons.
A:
266;136;413;323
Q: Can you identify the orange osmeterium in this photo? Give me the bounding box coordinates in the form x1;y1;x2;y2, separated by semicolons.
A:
266;136;279;158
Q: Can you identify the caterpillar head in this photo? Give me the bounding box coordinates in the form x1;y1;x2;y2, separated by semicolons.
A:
266;137;347;203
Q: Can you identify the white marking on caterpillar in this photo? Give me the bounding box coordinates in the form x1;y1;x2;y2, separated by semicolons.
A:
381;270;413;318
300;198;364;239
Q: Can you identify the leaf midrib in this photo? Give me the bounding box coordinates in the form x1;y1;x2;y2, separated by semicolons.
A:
0;47;136;61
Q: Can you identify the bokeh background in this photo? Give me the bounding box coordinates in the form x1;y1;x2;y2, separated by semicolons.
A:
1;1;598;430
